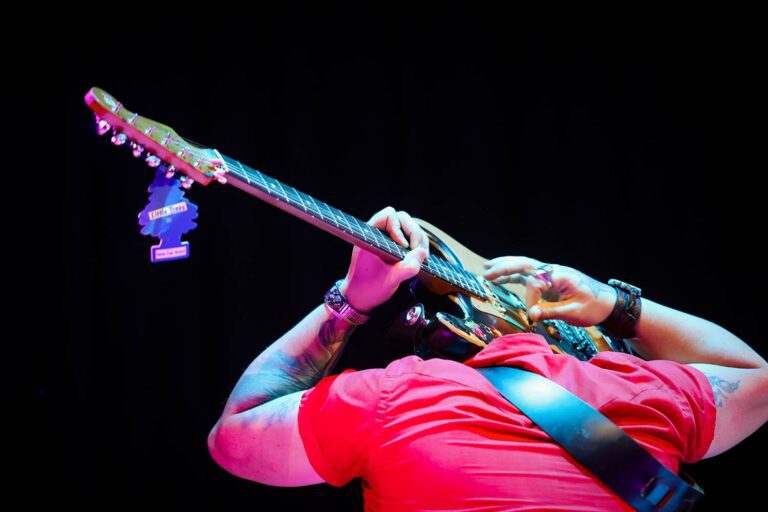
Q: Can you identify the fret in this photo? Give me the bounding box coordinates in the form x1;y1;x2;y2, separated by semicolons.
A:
330;205;355;235
462;274;475;292
436;258;453;279
453;265;471;288
389;240;407;258
370;225;400;254
463;270;483;295
269;179;286;200
433;258;450;279
447;262;470;290
337;209;366;240
273;179;295;204
451;270;469;291
249;167;272;194
282;183;303;205
298;191;325;219
220;154;487;297
352;217;377;245
427;258;441;277
293;187;310;213
315;199;339;227
374;230;401;255
237;161;252;184
235;161;250;182
347;215;365;238
253;172;269;190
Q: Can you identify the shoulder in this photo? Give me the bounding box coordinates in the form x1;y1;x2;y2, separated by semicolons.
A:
382;354;492;389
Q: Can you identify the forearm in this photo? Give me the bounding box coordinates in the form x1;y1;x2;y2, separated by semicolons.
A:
220;303;356;417
626;297;767;368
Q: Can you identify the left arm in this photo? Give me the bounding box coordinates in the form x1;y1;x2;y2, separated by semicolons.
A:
207;206;429;486
207;304;357;486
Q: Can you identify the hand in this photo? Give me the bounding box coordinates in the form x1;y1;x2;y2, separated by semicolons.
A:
482;256;617;326
339;207;430;313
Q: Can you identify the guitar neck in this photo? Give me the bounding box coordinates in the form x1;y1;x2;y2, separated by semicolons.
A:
219;153;485;299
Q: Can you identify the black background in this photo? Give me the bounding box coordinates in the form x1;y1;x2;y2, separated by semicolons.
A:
23;6;766;510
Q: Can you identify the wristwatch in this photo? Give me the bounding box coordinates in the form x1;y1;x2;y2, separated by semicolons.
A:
323;279;371;326
599;279;642;339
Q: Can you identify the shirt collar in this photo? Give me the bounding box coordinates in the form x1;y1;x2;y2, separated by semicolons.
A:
462;332;552;368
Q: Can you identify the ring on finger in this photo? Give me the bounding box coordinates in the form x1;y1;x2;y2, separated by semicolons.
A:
529;264;554;288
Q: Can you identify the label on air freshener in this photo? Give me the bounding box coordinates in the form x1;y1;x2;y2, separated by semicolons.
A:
151;243;190;262
148;201;189;220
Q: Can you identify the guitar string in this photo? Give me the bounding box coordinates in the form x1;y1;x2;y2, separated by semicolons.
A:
216;155;487;297
133;131;449;280
110;123;605;352
151;137;479;288
151;145;485;297
145;152;596;349
122;132;482;296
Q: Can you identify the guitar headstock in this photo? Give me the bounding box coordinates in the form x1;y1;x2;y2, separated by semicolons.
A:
84;87;227;188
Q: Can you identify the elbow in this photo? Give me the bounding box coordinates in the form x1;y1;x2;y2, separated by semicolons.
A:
207;415;253;479
207;417;232;470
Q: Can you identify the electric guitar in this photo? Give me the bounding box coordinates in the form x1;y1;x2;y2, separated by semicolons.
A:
84;87;632;362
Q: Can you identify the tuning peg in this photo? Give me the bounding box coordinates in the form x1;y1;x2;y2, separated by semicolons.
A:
110;132;128;146
96;119;111;136
213;169;228;185
130;142;144;158
180;176;194;190
165;165;177;179
145;153;162;168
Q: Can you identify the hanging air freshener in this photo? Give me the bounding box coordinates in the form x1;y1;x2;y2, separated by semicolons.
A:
137;167;199;262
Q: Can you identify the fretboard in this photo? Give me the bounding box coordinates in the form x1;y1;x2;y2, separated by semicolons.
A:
219;154;486;299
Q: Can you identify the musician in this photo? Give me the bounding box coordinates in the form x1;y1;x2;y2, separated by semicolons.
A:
207;206;768;510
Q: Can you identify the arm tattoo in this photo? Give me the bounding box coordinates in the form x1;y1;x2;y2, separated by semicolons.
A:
224;306;356;415
706;374;741;408
262;396;296;429
584;274;610;299
556;267;612;300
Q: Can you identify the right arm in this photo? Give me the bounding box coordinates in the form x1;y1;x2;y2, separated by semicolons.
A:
482;256;768;458
628;298;767;368
620;298;768;459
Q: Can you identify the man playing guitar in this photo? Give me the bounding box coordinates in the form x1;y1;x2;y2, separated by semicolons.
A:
207;206;768;511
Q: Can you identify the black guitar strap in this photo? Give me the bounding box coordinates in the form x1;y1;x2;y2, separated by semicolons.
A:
475;366;705;512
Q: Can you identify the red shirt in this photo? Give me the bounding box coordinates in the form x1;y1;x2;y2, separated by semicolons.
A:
298;332;716;511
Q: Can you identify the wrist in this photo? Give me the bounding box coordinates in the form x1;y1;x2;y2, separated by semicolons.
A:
324;278;373;326
597;286;619;324
338;277;376;314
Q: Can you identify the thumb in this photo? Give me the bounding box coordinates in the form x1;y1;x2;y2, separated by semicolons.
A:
529;300;581;322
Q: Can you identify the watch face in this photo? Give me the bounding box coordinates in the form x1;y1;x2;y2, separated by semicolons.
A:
324;283;343;309
328;292;344;308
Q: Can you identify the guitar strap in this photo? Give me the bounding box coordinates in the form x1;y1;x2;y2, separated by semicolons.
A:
475;366;705;512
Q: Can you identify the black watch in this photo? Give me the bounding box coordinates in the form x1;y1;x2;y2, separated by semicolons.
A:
599;279;642;339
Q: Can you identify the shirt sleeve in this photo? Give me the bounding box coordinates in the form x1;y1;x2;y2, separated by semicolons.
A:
297;367;384;487
637;359;717;463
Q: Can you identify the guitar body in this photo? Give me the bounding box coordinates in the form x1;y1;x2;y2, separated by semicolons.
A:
84;86;632;363
397;218;632;362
